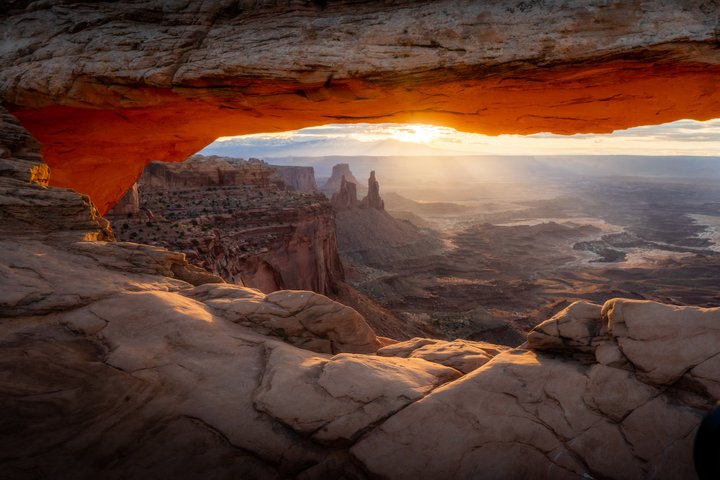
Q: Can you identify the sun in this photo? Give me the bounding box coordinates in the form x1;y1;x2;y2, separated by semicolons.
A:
389;124;446;144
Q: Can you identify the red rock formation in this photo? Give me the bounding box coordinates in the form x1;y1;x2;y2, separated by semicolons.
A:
271;165;318;193
359;171;384;210
322;164;361;196
107;183;140;217
330;176;359;211
111;156;344;296
3;2;720;212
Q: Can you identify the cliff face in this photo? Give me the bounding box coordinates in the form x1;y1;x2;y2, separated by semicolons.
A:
272;165;318;193
4;1;720;212
108;183;140;216
110;155;344;296
140;155;284;190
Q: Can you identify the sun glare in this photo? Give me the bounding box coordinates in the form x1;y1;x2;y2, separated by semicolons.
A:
209;119;720;157
387;124;447;144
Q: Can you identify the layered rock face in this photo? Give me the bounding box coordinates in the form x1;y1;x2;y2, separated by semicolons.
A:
109;155;344;296
272;165;318;193
4;1;720;212
0;106;112;242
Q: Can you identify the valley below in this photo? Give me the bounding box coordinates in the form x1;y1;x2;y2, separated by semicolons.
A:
304;159;720;346
110;154;720;348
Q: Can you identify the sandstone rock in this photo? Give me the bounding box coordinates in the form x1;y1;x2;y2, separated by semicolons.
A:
351;348;702;480
185;283;381;354
330;175;358;211
0;106;112;242
271;165;318;193
1;25;719;477
602;299;720;385
253;343;459;445
322;164;360;196
4;2;720;212
359;170;384;211
107;183;139;216
377;337;509;374
110;155;345;296
140;155;285;191
70;241;223;286
527;300;603;353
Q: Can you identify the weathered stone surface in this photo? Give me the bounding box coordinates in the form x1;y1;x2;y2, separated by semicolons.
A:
186;284;381;354
2;12;720;477
527;300;603;353
5;1;720;212
253;343;459;444
377;337;508;374
351;346;703;480
603;299;720;386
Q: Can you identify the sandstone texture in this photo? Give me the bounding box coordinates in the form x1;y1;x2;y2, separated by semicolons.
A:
0;106;112;242
4;1;720;212
1;110;718;479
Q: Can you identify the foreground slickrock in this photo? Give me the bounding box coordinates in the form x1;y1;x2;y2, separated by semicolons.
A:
3;1;720;213
1;106;718;479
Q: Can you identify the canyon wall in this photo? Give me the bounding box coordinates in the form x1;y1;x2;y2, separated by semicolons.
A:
109;155;344;296
4;1;720;212
272;165;318;193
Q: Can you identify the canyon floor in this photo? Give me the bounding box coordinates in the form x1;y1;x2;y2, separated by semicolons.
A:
338;174;720;346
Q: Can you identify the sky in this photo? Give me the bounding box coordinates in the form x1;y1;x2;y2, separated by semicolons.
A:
201;119;720;158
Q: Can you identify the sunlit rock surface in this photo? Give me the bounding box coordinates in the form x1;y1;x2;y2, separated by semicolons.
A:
3;1;720;212
1;107;718;478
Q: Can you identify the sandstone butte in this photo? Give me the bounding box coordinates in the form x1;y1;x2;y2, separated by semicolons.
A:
2;1;720;479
